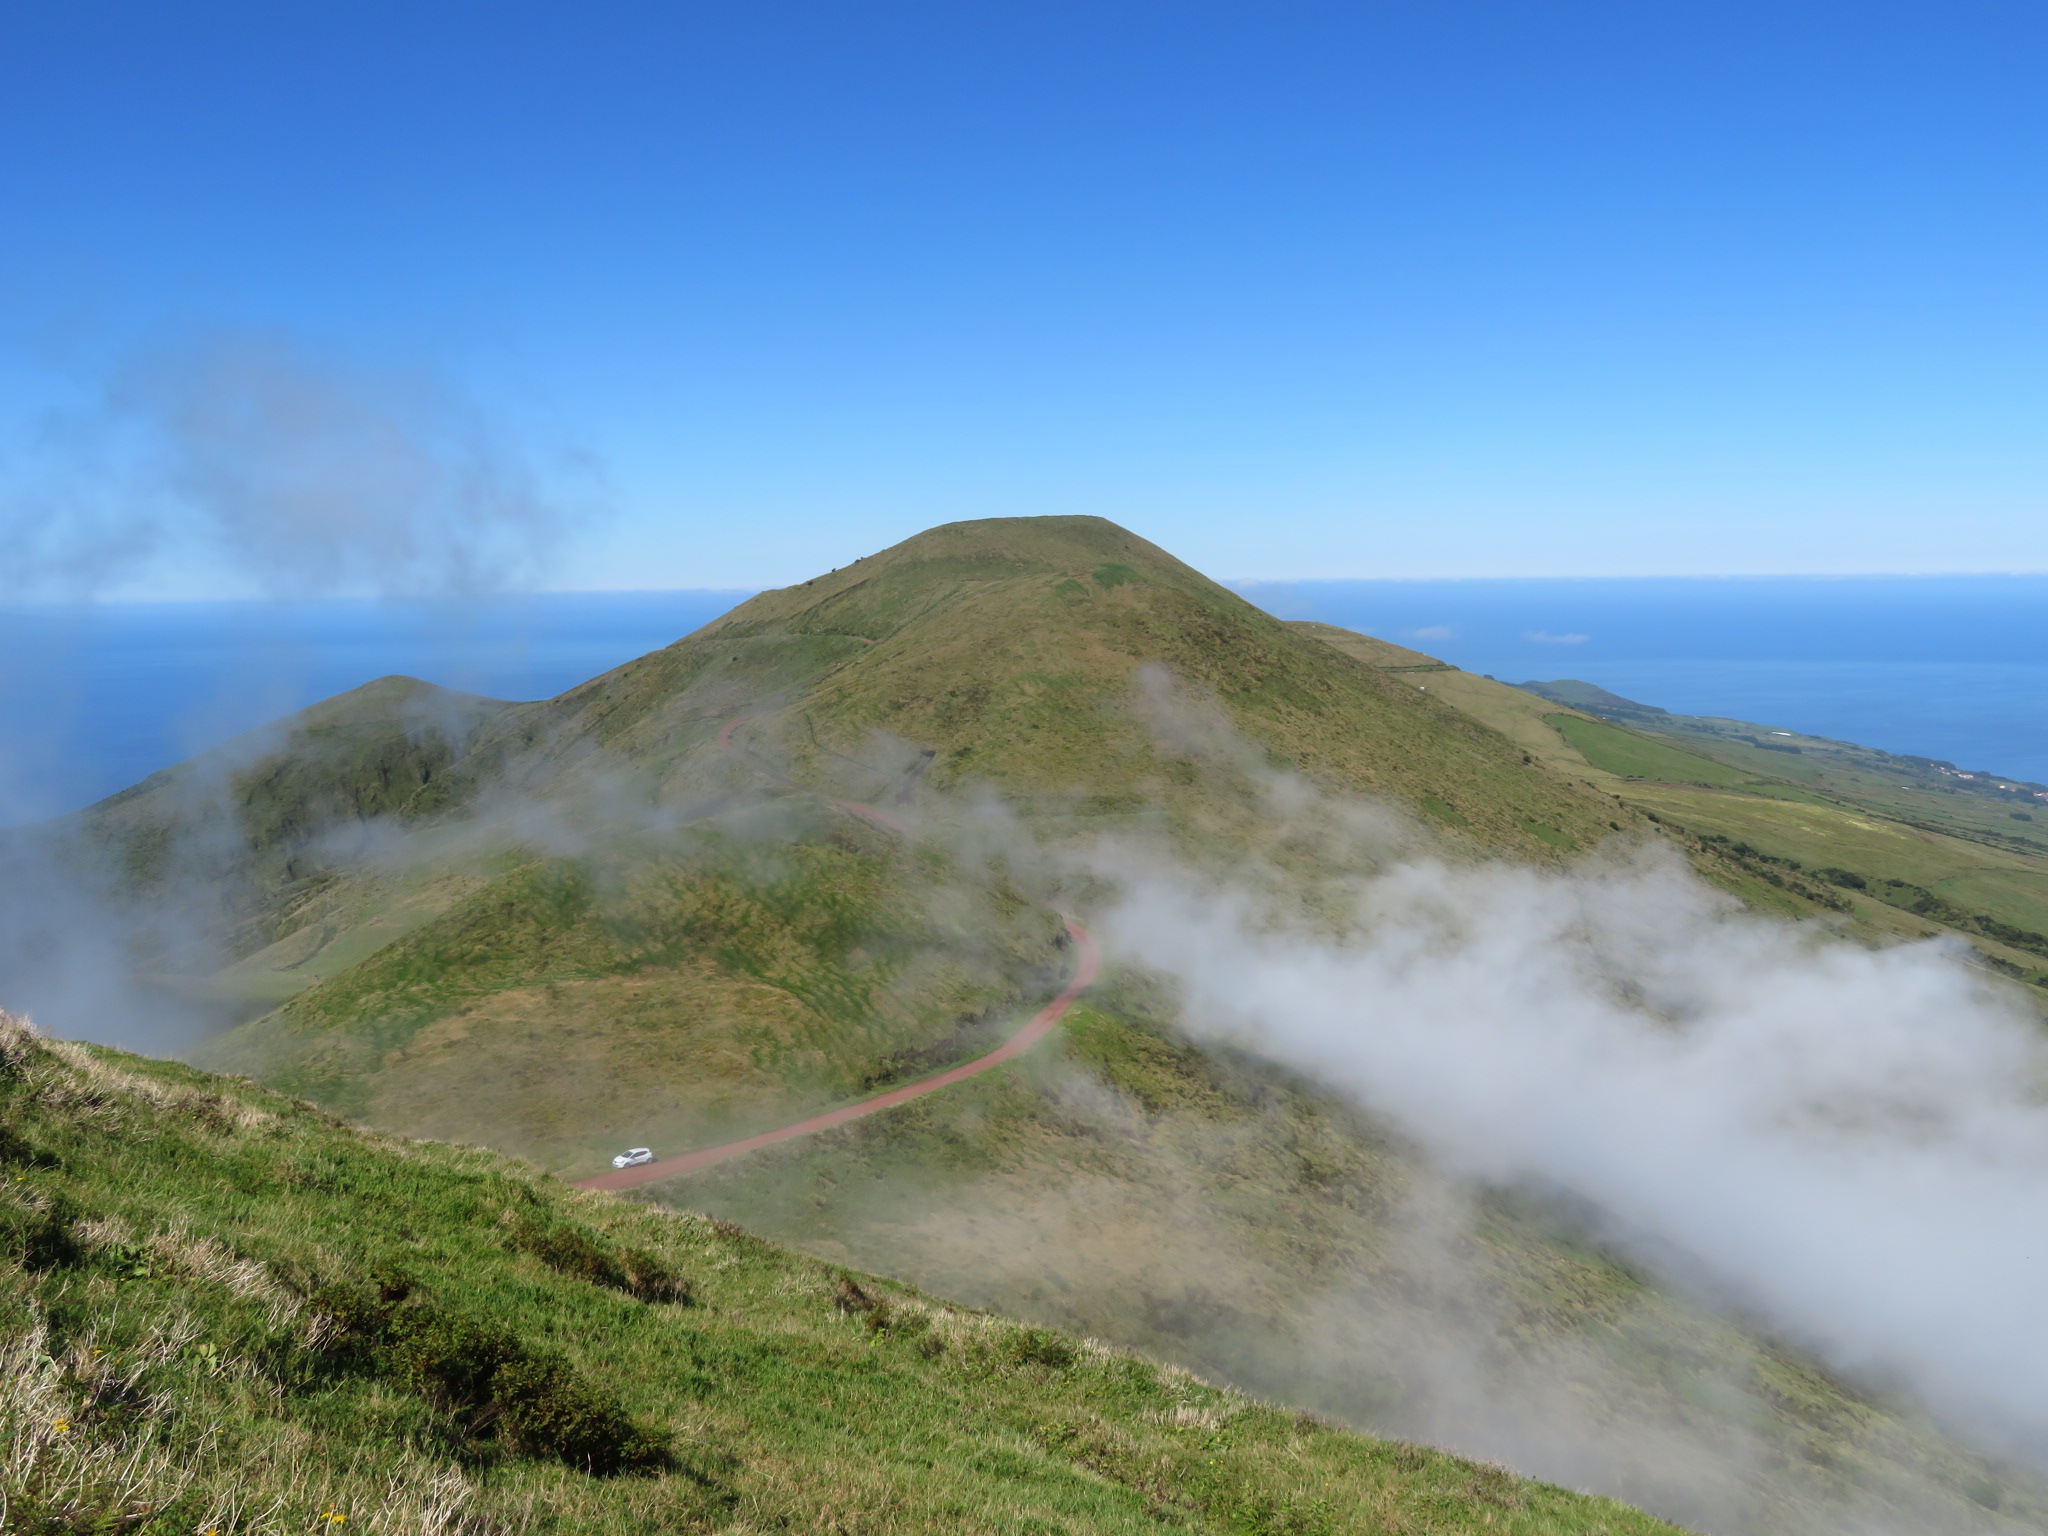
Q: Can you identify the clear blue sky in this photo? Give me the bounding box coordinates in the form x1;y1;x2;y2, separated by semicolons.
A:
4;1;2046;592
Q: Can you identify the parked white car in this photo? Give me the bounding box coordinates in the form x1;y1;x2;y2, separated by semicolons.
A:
611;1147;654;1169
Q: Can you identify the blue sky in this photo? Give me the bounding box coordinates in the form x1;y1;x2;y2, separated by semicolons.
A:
4;1;2046;593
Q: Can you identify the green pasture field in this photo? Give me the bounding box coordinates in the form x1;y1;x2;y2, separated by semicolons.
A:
1543;716;1757;789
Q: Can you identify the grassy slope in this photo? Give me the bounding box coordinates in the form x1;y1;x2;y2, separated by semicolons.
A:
195;516;1623;1155
653;978;2048;1536
1303;628;2048;979
513;515;1617;855
1577;718;2048;941
60;676;521;1020
56;521;2048;1530
0;1014;1683;1536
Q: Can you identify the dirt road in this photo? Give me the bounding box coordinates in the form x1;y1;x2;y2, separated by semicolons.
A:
572;919;1099;1192
573;704;1097;1192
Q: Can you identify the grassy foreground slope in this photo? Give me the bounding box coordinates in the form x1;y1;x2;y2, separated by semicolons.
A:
0;1013;1683;1536
54;521;2048;1531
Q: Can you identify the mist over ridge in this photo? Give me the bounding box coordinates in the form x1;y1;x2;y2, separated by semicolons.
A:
12;7;2048;1526
5;512;2048;1533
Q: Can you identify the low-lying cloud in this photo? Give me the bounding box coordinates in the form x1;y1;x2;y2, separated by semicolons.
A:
1092;835;2048;1462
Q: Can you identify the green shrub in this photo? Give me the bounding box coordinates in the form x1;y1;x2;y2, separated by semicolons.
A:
1003;1327;1076;1370
497;1351;670;1474
832;1275;879;1315
619;1247;693;1305
305;1271;666;1472
506;1212;691;1303
0;1189;83;1271
0;1119;55;1167
383;1304;525;1415
507;1213;628;1289
307;1277;393;1343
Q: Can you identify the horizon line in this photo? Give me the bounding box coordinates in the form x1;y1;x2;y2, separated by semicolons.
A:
9;567;2048;608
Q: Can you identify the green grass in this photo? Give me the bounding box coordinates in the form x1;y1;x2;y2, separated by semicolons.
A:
0;1014;1689;1536
47;517;2048;1531
648;986;2048;1536
1543;717;1757;789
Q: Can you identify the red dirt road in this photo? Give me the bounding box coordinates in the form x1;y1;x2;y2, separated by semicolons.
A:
572;919;1099;1192
574;702;1097;1193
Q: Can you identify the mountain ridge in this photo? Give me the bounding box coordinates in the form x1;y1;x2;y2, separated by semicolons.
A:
17;515;2047;1533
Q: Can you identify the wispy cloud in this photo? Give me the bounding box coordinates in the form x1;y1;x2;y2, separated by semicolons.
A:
1;327;605;600
1407;625;1456;641
1524;630;1589;644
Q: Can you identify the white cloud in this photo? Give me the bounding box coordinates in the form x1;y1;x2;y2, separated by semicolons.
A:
1525;630;1590;644
1096;841;2048;1461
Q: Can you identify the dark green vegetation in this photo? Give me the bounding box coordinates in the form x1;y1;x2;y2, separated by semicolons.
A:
30;516;2048;1532
0;1014;1688;1535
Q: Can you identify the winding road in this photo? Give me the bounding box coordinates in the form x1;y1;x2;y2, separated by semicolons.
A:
573;705;1098;1193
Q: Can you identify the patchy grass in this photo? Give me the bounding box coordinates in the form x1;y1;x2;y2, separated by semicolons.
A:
664;989;2048;1536
0;1013;1687;1536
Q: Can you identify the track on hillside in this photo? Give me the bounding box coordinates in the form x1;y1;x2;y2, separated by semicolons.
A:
573;706;1097;1193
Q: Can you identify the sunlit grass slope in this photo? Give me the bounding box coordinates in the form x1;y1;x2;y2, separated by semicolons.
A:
714;518;1614;849
1;1013;1688;1536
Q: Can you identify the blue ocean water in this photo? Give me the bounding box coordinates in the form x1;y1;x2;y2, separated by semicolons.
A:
1236;575;2048;786
1;576;2044;824
0;591;751;824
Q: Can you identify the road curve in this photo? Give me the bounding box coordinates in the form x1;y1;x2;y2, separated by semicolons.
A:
572;918;1099;1192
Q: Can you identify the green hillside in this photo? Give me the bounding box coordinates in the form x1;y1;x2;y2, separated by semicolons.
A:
1;1011;1686;1535
1493;674;2048;984
163;516;1624;1158
33;517;2048;1533
1285;633;2048;980
72;516;1622;1042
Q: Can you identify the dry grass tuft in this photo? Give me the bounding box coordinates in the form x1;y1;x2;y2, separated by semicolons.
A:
2;1011;270;1133
0;1309;197;1531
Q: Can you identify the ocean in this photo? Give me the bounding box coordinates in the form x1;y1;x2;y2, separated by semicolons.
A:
1;575;2043;823
1238;575;2048;785
0;591;743;824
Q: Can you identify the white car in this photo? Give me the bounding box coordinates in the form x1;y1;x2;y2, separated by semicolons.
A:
611;1147;654;1169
